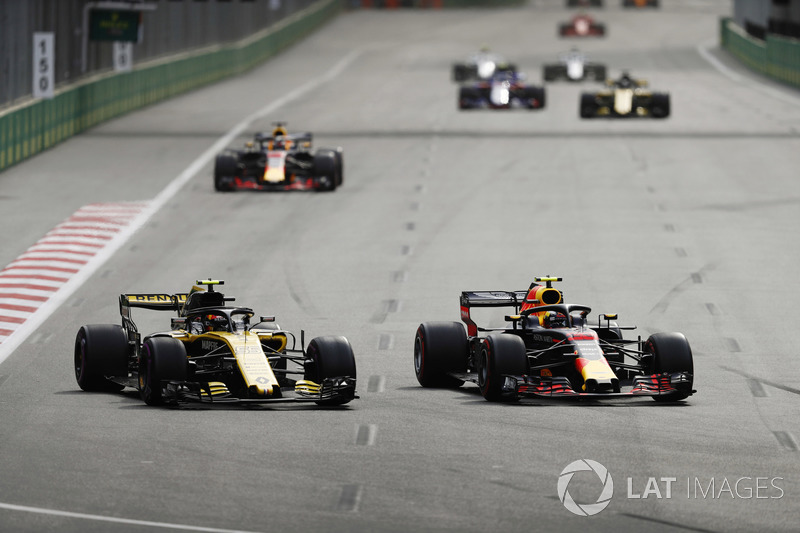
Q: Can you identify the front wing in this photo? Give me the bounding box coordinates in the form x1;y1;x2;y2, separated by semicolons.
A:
161;377;357;405
220;175;331;191
504;372;694;399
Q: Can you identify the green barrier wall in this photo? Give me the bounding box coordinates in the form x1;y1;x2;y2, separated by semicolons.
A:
720;17;800;88
0;0;340;172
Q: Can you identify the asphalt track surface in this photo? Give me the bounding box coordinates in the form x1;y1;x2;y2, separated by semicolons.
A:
1;1;800;531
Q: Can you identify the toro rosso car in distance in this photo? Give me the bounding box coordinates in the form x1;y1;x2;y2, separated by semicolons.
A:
214;123;343;192
74;280;357;407
459;71;545;110
543;48;606;82
580;71;670;118
414;277;695;403
559;14;606;37
452;48;517;82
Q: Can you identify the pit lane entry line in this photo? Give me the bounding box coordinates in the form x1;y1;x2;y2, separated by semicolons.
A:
0;48;363;367
0;501;264;533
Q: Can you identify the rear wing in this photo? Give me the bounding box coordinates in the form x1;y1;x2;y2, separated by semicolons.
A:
254;132;312;144
119;293;188;318
460;291;528;336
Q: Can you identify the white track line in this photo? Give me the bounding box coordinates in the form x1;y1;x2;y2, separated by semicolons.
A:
0;501;264;533
0;48;362;366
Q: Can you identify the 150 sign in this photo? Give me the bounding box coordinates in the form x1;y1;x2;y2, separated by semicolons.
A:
33;32;54;99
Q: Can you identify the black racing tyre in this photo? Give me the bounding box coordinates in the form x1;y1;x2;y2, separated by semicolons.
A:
313;149;338;192
528;87;546;109
478;334;527;402
214;154;237;192
651;92;670;118
334;148;344;187
414;322;467;388
458;87;480;110
452;64;467;82
543;65;559;82
138;336;188;406
644;332;693;402
595;24;606;37
304;336;357;406
74;324;128;392
593;65;607;81
580;93;597;118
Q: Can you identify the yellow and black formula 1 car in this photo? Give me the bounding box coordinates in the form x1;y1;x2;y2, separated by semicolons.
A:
414;277;694;403
74;280;357;407
579;71;670;118
214;123;343;192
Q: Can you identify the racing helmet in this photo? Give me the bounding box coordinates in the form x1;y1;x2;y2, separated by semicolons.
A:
542;311;566;329
204;314;228;332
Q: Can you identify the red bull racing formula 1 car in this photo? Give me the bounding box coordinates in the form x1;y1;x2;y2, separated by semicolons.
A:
75;280;357;406
414;277;694;402
213;123;343;192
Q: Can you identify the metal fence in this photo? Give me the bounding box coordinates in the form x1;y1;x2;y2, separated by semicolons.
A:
0;0;317;110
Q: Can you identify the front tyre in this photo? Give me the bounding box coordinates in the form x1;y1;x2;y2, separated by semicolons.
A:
478;334;527;402
313;149;338;192
414;322;467;388
138;336;188;406
651;93;670;118
74;324;128;392
214;154;237;192
305;336;357;406
580;93;597;118
644;332;693;402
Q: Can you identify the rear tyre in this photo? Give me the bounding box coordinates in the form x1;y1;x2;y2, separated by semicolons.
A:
593;65;607;81
414;322;467;388
305;336;357;406
651;93;670;118
214;154;237;192
644;332;693;402
138;336;188;406
74;324;128;392
580;93;597;118
313;149;338;192
334;148;344;187
478;334;527;402
458;87;480;110
527;87;546;109
543;65;559;82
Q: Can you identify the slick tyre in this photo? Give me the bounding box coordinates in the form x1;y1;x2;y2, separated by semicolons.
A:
593;65;607;81
214;154;237;192
74;324;128;392
478;334;527;402
305;336;357;406
452;64;467;82
652;93;670;118
528;87;546;109
580;93;597;118
334;148;344;187
644;332;693;402
543;66;559;82
458;87;480;110
313;149;338;192
414;322;467;388
139;336;188;406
